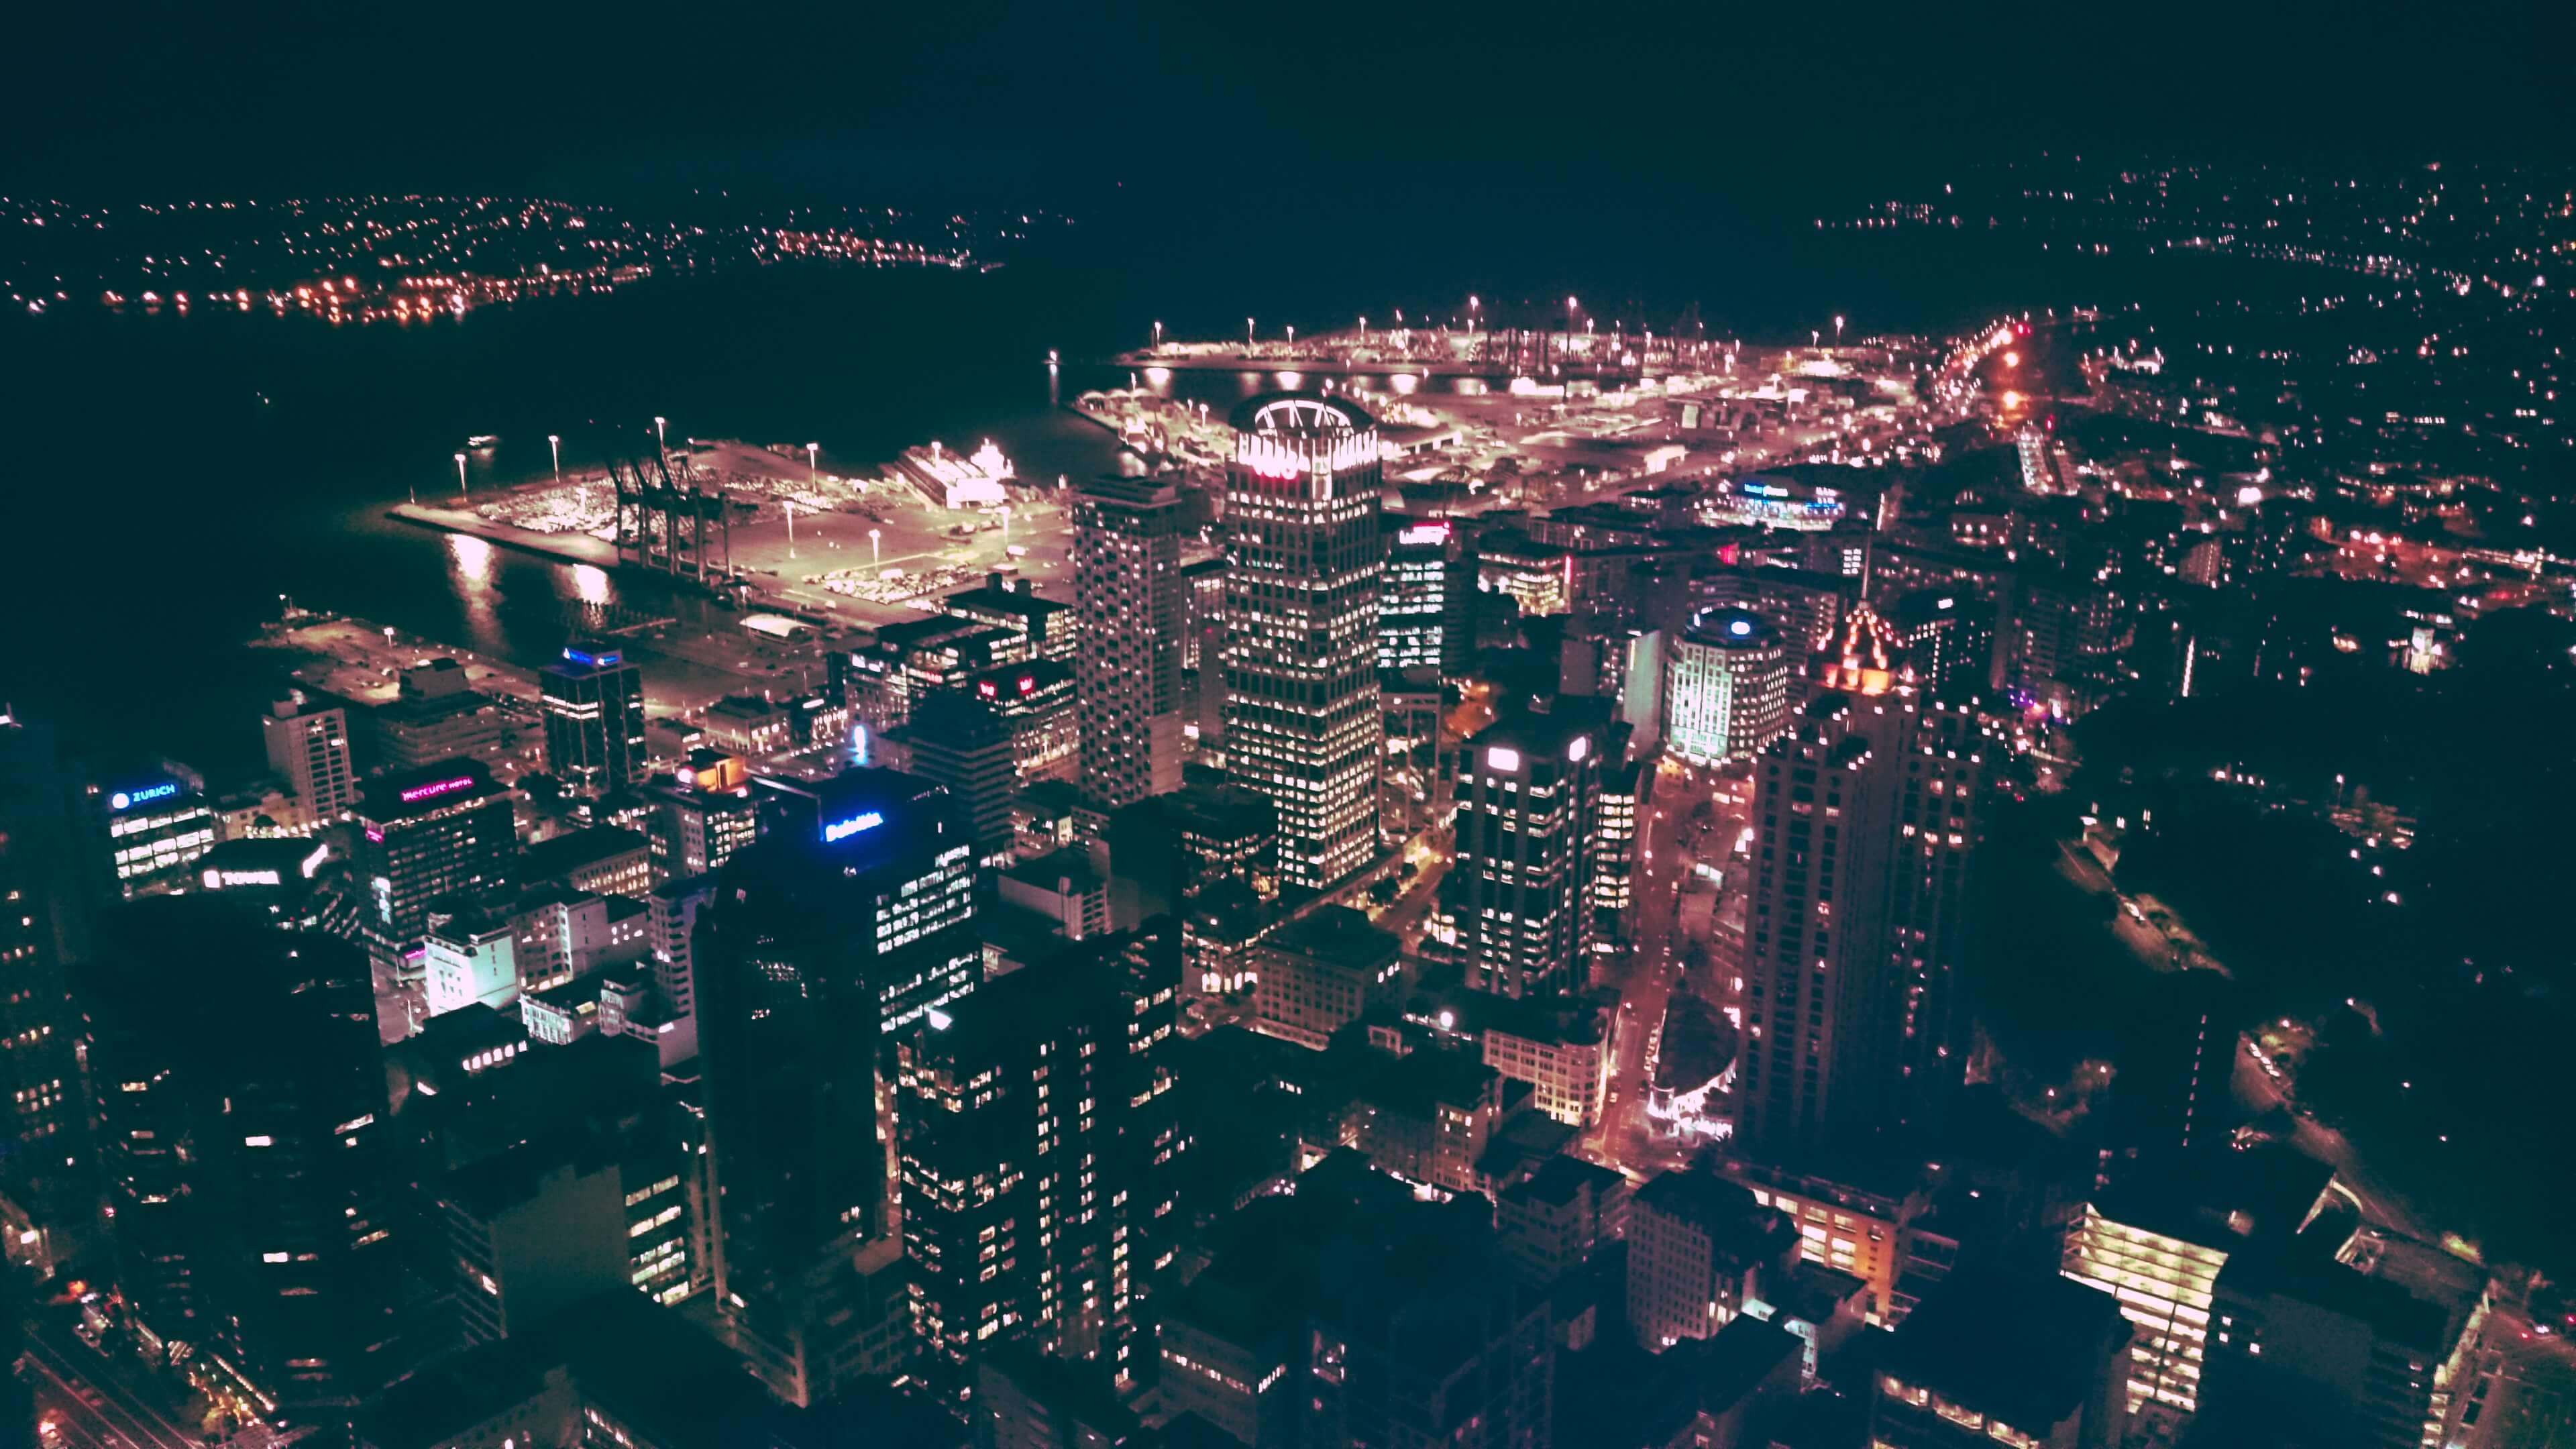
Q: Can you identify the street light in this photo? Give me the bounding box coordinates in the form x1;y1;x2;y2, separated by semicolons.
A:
548;433;561;482
1246;317;1254;348
805;441;819;483
1566;295;1578;336
785;500;796;558
869;528;881;566
454;451;468;500
1834;314;1846;342
1152;319;1163;347
998;504;1012;546
653;415;667;453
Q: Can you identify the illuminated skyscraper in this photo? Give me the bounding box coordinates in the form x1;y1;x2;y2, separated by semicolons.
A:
262;690;356;830
1444;698;1612;999
1735;607;1995;1160
541;643;647;798
1075;474;1188;811
1663;607;1792;767
1378;516;1463;674
898;931;1182;1391
84;898;402;1427
1220;395;1385;891
353;760;517;943
0;710;88;1271
694;767;979;1405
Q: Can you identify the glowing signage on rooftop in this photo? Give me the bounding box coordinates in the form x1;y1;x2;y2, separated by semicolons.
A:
563;646;624;668
109;782;180;812
822;810;886;843
398;775;478;804
1397;522;1452;545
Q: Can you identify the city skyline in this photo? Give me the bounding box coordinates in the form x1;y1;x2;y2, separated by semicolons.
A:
4;12;2575;1448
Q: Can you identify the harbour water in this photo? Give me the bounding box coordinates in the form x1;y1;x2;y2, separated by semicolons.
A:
0;211;2231;775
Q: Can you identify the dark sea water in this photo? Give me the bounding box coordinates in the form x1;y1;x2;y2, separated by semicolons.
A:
0;208;2225;775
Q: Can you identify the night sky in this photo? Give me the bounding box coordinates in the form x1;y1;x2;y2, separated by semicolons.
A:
11;0;2563;207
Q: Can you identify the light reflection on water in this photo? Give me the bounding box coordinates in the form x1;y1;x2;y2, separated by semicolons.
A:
442;532;504;648
569;563;613;606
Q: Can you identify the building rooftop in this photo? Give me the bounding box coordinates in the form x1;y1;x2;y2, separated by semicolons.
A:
521;824;649;883
945;574;1070;625
1882;1268;2130;1434
1502;1152;1625;1211
2214;1243;2466;1353
1001;845;1104;895
1263;904;1398;973
2089;1142;2335;1251
1633;1171;1794;1267
360;758;508;821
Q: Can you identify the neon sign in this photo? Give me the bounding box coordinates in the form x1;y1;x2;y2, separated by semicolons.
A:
109;782;180;811
1397;522;1452;545
564;646;623;668
822;810;886;843
398;775;478;804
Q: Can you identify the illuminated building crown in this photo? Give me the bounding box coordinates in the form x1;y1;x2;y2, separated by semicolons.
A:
1813;602;1910;696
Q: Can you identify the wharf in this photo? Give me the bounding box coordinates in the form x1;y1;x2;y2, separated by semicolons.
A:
390;501;619;570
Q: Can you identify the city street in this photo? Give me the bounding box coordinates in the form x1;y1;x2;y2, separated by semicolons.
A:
19;1320;219;1449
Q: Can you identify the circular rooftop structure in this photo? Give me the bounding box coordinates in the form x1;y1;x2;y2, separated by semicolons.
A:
1683;606;1778;649
1231;392;1375;436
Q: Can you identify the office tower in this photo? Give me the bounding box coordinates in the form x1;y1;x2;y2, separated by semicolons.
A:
898;932;1183;1389
1723;1159;1929;1324
976;1345;1152;1449
83;898;401;1428
1220;394;1385;892
1104;779;1277;924
1378;517;1464;674
541;643;648;797
948;572;1077;663
694;768;977;1404
2011;568;2131;695
435;1140;628;1344
1885;589;1998;698
1733;608;1994;1161
520;824;653;899
262;690;356;829
1158;1160;1551;1449
645;775;761;881
1075;474;1189;812
646;876;715;1068
2060;1146;2335;1419
1591;755;1650;955
1663;607;1792;767
1625;1171;1799;1352
1444;698;1610;1000
1701;564;1852;653
353;760;517;943
1247;906;1401;1051
902;688;1020;861
1179;555;1228;674
0;710;89;1273
1494;1156;1631;1290
2200;1249;2484;1449
87;761;218;899
1871;1269;2131;1449
371;659;511;773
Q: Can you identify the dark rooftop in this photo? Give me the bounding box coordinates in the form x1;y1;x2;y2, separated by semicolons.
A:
1882;1268;2130;1434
